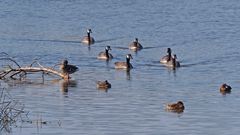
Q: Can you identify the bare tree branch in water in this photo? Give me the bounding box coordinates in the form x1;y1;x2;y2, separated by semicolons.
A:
0;53;75;80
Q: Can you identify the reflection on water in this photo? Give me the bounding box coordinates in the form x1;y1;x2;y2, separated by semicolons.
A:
126;70;131;80
97;85;110;92
51;79;77;95
115;69;131;80
87;46;91;51
4;78;45;87
220;90;231;95
166;67;177;77
131;49;141;56
60;80;77;94
165;109;184;117
97;87;108;92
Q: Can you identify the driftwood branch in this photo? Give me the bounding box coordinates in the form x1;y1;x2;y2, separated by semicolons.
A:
1;66;66;80
0;58;21;68
15;67;65;78
0;55;70;80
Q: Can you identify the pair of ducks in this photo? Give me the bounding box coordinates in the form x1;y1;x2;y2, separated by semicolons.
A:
60;56;132;73
160;48;180;68
81;28;143;52
165;83;232;113
59;60;111;90
97;46;133;70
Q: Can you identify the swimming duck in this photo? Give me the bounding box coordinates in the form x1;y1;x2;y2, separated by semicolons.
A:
220;83;232;93
81;29;95;45
166;101;185;113
114;54;133;70
129;38;143;51
97;80;111;89
160;48;172;64
60;60;78;79
97;46;113;60
165;54;180;68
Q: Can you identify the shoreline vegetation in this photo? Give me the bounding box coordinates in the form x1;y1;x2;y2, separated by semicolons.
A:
0;88;25;133
0;52;64;133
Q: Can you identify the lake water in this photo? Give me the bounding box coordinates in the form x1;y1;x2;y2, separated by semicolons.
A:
1;0;240;134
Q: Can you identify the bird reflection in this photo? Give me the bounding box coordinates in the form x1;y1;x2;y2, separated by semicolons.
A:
166;67;177;77
126;70;131;80
60;80;77;94
220;90;231;95
105;60;110;67
115;69;132;80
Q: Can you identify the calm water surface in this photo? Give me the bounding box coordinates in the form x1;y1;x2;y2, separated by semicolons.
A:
1;0;240;134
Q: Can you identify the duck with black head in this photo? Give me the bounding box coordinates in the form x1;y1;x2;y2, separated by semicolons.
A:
220;83;232;94
129;38;143;51
97;46;113;60
166;101;185;113
97;80;111;89
114;54;133;70
160;48;173;64
81;29;95;45
60;60;78;79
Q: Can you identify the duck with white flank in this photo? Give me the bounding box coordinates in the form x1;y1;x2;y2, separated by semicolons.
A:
81;29;95;45
160;48;172;64
97;46;113;60
114;54;133;70
165;54;180;68
129;38;143;51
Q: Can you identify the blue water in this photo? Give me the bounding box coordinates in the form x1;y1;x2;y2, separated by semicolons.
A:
1;0;240;134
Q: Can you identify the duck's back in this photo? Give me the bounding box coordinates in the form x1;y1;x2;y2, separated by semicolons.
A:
160;55;172;64
129;42;143;50
64;65;78;74
81;36;95;44
97;52;113;60
114;62;133;69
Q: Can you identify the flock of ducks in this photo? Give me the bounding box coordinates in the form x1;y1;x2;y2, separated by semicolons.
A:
59;28;232;113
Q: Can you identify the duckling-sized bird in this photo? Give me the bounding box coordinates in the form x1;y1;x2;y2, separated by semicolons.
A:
114;54;133;70
220;83;232;93
97;46;113;60
165;54;180;68
97;80;111;89
81;29;95;45
129;38;143;51
160;48;172;64
60;60;78;79
166;101;185;113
